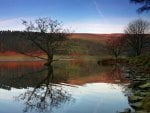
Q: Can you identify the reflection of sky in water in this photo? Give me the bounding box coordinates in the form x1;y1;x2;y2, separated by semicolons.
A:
0;89;25;113
0;83;132;113
0;61;132;113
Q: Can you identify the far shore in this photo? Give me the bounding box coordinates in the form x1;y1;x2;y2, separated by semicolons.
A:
0;55;109;62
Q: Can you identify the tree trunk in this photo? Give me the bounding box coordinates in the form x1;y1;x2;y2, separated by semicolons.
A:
44;54;53;66
48;55;53;65
115;55;118;63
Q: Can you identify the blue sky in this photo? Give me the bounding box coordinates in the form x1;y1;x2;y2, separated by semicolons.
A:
0;0;149;33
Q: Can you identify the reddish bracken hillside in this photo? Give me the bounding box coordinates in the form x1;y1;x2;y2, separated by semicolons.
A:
0;33;124;56
0;50;45;56
0;61;44;69
0;51;19;55
69;33;123;43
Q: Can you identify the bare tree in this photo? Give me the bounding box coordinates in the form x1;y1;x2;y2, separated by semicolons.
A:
130;0;150;13
22;17;68;65
105;37;123;60
124;19;150;56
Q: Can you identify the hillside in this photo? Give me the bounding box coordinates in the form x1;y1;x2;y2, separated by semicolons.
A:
69;33;123;44
0;32;123;57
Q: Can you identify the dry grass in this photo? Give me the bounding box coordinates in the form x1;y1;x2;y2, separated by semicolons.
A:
69;33;123;44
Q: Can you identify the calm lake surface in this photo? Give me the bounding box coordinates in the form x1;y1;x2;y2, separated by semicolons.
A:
0;60;133;113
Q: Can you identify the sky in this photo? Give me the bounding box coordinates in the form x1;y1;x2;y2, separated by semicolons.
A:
0;0;149;33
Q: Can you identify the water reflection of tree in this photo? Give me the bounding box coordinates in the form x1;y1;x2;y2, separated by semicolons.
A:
16;65;73;113
108;64;128;83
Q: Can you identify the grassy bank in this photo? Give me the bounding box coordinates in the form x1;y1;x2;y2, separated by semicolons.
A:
0;54;111;61
127;56;150;69
124;56;150;112
99;56;150;112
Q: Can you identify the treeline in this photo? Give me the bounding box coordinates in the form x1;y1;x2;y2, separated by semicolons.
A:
0;31;105;56
0;31;149;57
0;31;37;53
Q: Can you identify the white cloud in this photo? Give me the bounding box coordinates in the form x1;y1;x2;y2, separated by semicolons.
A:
0;18;124;33
65;16;150;33
0;18;23;31
0;17;35;31
65;22;124;33
0;17;149;33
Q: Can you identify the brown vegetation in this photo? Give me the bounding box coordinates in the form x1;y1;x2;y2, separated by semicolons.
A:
69;33;123;44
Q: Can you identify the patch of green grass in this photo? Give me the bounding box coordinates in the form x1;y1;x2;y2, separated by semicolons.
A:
128;56;150;67
142;94;150;111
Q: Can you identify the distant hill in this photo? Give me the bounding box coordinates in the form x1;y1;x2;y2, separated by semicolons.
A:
69;33;123;44
0;31;124;57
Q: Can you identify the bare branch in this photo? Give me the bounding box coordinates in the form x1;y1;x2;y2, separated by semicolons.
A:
124;19;150;56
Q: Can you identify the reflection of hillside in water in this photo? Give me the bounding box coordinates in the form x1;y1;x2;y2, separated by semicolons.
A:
0;61;45;89
53;60;129;85
0;60;129;90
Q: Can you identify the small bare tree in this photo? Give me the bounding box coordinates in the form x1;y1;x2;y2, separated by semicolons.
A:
124;19;150;56
22;17;68;65
106;37;123;60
